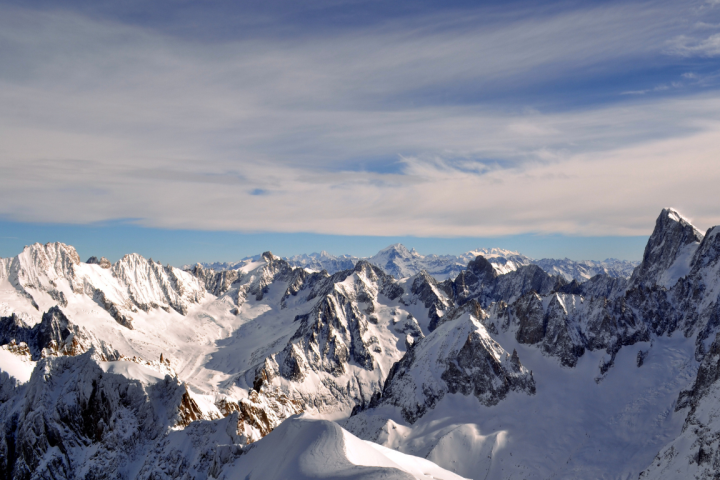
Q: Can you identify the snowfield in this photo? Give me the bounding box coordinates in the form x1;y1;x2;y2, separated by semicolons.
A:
217;416;467;480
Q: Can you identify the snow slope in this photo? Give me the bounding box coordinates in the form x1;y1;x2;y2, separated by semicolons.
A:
345;329;698;479
215;416;467;480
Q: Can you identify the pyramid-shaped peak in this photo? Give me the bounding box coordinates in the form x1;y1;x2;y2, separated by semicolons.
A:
629;208;704;288
653;208;703;242
375;243;423;260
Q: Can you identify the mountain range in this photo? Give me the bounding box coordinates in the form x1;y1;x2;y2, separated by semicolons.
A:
190;245;639;282
0;208;718;479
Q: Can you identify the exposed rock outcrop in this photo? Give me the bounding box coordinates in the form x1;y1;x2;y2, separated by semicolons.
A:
362;313;535;423
0;352;224;480
0;306;118;361
629;208;704;289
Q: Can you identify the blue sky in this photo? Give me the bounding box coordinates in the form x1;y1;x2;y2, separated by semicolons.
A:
1;0;719;265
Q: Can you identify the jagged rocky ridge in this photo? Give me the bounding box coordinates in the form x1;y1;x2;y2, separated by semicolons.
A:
1;207;720;478
0;348;244;480
190;244;639;282
0;242;206;329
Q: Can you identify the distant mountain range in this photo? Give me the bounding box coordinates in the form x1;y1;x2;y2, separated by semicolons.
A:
188;244;639;282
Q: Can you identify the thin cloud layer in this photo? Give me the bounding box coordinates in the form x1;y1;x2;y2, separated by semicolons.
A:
0;1;719;237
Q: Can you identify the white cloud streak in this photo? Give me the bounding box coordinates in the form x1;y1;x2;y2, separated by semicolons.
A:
0;3;719;237
668;33;720;56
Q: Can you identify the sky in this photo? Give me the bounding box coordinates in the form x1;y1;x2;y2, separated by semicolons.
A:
1;0;719;265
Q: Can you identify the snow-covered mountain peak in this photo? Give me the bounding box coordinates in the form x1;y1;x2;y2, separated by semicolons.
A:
629;207;705;289
0;242;81;287
662;206;687;223
377;243;416;256
367;244;430;279
261;251;280;262
658;207;702;235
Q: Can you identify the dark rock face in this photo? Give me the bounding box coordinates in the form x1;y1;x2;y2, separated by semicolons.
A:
568;274;627;300
481;289;653;369
411;271;448;310
442;331;536;406
86;256;112;269
491;264;564;304
688;226;720;279
365;314;535;424
677;331;720;413
277;268;333;308
408;271;454;332
189;264;239;297
541;295;585;368
452;256;497;306
0;314;32;347
629;208;704;289
449;256;565;310
514;293;546;346
0;307;118;361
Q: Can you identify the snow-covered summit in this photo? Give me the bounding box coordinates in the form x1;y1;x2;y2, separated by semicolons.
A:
629;207;704;289
216;416;467;480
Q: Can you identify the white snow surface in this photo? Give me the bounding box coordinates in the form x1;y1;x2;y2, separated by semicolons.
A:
657;240;698;288
217;416;467;480
0;347;35;384
99;360;169;385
